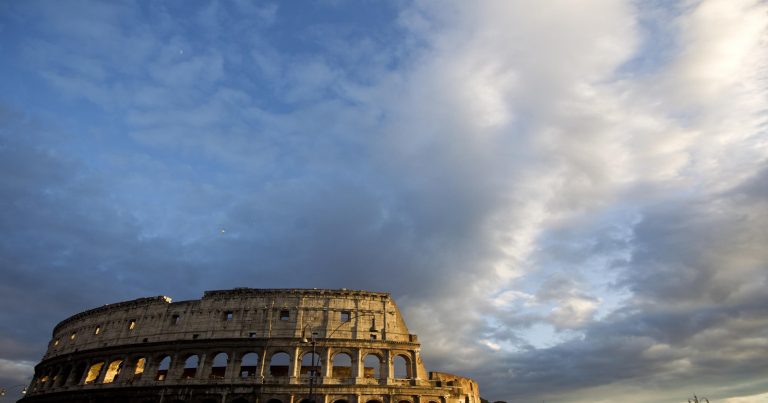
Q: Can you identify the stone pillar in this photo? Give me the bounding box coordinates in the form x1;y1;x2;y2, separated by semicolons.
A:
384;352;393;382
167;353;183;380
77;360;91;385
291;346;301;381
226;351;240;381
196;352;208;379
352;349;362;380
323;347;332;378
120;357;135;383
259;349;268;379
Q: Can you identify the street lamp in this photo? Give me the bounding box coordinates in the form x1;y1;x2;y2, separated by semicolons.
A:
300;325;318;403
0;384;28;399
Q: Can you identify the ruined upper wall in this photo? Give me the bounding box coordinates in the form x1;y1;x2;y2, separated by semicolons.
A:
45;288;414;359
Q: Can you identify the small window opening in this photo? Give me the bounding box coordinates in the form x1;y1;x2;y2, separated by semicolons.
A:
224;311;233;321
70;332;77;340
370;334;377;340
94;326;101;335
341;311;351;322
279;310;290;320
142;338;148;343
53;339;59;346
128;320;136;330
249;332;257;338
172;314;181;325
192;334;199;339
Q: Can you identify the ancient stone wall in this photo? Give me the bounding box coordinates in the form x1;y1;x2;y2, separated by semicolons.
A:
20;289;476;403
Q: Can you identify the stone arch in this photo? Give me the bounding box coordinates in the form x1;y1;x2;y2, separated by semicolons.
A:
133;356;147;380
57;365;72;387
269;351;290;377
84;361;105;384
363;354;381;379
182;354;200;379
333;399;350;403
155;355;171;381
331;352;352;378
301;351;321;377
103;359;124;383
71;362;87;385
393;354;411;379
239;352;259;378
210;352;228;379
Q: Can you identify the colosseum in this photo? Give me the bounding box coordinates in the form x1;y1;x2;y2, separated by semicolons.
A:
19;288;480;403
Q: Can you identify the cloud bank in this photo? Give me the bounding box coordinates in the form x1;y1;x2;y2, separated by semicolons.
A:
0;1;766;402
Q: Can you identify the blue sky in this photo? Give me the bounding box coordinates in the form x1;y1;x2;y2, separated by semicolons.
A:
1;1;767;402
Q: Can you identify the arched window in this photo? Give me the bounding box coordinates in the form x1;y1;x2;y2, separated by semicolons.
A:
240;352;259;378
393;355;410;378
182;355;199;379
103;359;124;383
155;356;171;381
300;352;321;377
210;353;228;379
331;353;352;378
133;357;146;380
84;361;105;384
269;352;290;377
57;365;71;387
71;363;87;385
363;354;381;379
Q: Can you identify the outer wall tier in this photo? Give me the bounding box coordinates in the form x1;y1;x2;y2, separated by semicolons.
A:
19;289;479;403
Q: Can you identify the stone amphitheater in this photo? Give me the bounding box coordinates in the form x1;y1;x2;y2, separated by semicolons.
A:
19;288;479;403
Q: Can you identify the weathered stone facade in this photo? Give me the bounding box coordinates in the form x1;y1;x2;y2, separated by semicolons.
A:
20;289;479;403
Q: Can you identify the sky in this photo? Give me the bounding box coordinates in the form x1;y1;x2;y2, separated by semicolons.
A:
0;0;766;401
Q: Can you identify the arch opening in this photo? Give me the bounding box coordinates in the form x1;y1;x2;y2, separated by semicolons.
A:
331;353;352;378
393;355;411;379
363;354;381;379
103;359;124;383
182;355;200;379
133;357;146;380
240;352;258;378
269;352;290;377
71;363;87;386
84;361;105;384
210;353;228;379
56;366;71;387
155;356;171;381
300;352;321;377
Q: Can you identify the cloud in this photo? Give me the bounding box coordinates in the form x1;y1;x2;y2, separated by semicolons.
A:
0;0;766;402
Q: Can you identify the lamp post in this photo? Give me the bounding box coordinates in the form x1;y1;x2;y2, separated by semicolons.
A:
0;384;28;399
300;325;318;403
